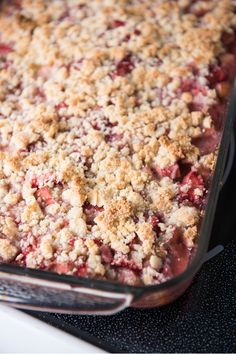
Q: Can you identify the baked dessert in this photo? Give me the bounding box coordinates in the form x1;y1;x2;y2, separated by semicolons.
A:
0;0;235;286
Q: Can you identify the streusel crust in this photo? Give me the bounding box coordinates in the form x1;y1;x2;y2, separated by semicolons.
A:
0;0;235;285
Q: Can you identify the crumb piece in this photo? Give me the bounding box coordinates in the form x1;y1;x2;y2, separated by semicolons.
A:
40;238;54;260
69;217;87;237
136;223;155;256
62;187;85;207
0;239;17;261
168;206;199;227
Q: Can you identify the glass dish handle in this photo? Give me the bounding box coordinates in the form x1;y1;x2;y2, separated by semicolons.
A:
0;269;133;314
221;132;235;187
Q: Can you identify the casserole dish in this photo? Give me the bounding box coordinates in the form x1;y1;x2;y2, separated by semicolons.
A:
0;0;236;314
0;82;235;314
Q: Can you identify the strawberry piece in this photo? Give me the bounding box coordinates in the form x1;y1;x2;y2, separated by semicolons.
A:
76;264;88;277
83;203;103;225
164;229;190;277
155;163;180;180
123;34;131;42
207;66;227;88
150;214;160;236
69;239;75;247
19;244;36;266
179;170;205;205
192;128;221;155
108;20;126;29
100;245;113;264
55;102;68;111
222;31;236;47
134;29;141;35
222;31;236;54
0;43;12;56
180;79;207;95
192;85;207;97
150;215;159;228
110;55;134;78
181;80;207;112
93;239;102;246
31;176;39;188
30;173;58;188
37;187;54;205
21;245;34;261
220;53;236;79
22;245;33;257
105;133;123;143
55;262;71;274
180;78;195;92
182;170;204;188
188;99;205;112
208;103;226;130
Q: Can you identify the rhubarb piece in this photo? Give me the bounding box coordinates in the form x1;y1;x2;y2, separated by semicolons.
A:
150;214;160;236
208;104;226;130
37;187;54;205
179;171;205;206
207;66;227;89
76;264;88;277
164;229;190;277
110;55;134;78
100;245;113;264
108;20;126;29
0;43;12;56
55;262;72;274
192;129;221;156
155;163;181;179
83;203;103;225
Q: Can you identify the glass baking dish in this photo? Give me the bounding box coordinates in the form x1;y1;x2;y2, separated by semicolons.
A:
0;81;235;315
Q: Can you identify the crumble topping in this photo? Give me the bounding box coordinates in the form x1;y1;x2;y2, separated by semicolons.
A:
0;0;235;285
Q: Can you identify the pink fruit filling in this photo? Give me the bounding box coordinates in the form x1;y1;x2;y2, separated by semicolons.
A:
110;54;135;78
108;20;126;29
179;171;205;207
36;187;55;206
0;0;235;286
155;164;181;180
83;203;104;226
163;229;190;277
0;43;12;56
192;129;221;156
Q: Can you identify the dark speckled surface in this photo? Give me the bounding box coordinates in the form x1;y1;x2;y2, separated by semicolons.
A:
29;239;236;353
